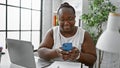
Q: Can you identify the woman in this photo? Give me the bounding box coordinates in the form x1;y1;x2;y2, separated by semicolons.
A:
38;2;96;67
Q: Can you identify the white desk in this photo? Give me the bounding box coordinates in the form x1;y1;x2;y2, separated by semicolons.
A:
0;50;88;68
0;49;52;68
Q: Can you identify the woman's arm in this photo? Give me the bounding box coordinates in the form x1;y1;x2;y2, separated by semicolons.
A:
77;31;97;66
37;29;59;61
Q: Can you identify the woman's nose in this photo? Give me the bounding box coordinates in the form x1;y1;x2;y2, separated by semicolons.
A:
64;21;70;25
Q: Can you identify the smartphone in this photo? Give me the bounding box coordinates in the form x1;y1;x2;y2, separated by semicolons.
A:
62;43;73;51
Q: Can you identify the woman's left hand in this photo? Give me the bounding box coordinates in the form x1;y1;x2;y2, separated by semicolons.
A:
68;47;80;61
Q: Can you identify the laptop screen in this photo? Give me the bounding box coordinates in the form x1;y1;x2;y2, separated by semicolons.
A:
6;39;36;68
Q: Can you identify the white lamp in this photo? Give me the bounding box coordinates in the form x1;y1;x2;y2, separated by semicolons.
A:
96;12;120;53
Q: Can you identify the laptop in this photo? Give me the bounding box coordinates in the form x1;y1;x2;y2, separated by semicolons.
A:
6;39;36;68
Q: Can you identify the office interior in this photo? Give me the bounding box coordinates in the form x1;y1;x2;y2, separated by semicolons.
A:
0;0;120;68
0;0;84;50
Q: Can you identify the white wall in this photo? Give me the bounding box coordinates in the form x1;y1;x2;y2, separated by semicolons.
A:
42;0;62;39
42;0;53;39
52;0;62;12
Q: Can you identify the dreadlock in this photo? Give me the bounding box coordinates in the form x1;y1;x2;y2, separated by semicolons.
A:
57;2;75;15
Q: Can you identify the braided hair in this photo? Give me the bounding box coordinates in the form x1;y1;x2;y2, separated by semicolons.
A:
57;2;75;15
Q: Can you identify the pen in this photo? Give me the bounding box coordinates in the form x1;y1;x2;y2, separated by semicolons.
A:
1;52;5;55
41;64;51;68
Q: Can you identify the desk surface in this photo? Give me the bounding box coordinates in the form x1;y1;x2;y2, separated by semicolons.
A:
0;50;88;68
0;49;52;68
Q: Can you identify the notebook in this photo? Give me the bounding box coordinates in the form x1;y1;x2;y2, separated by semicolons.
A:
6;39;36;68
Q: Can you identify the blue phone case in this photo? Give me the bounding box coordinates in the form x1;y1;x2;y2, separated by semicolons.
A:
62;43;73;51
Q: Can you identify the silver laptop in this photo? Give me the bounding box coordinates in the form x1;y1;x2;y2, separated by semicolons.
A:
6;39;36;68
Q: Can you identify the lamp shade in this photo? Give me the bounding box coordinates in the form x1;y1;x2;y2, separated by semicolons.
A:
96;13;120;53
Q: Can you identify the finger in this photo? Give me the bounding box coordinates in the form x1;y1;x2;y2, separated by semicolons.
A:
62;55;69;61
72;47;76;49
72;47;79;53
61;51;69;55
59;47;65;51
68;50;72;53
58;48;62;52
69;54;76;61
59;47;62;49
56;49;62;57
69;50;79;61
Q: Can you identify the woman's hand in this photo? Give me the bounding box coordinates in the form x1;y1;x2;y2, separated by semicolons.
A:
68;47;80;61
61;50;70;61
56;48;70;61
57;47;80;61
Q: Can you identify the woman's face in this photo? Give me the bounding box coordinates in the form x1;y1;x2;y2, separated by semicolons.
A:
58;7;75;33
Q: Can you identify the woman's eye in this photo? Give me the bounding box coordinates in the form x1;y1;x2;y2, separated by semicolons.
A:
69;18;73;21
59;17;74;21
61;19;64;21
